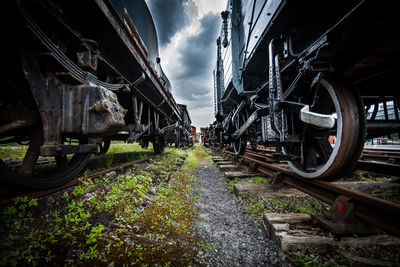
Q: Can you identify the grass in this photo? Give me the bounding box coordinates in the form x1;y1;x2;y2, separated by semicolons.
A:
107;142;153;154
240;194;327;220
337;174;397;182
287;247;348;267
0;141;151;161
241;196;268;220
225;175;327;226
226;176;270;192
0;145;208;266
0;146;27;160
379;194;400;205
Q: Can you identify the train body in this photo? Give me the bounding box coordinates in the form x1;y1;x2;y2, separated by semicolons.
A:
212;0;400;179
200;127;209;145
176;104;193;147
0;0;188;188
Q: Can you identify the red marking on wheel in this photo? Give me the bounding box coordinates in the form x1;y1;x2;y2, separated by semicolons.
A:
338;203;343;212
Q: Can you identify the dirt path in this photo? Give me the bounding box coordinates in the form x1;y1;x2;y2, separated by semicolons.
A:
193;161;286;266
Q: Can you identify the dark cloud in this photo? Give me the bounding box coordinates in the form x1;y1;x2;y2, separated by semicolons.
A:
146;0;191;46
173;13;221;109
179;14;220;78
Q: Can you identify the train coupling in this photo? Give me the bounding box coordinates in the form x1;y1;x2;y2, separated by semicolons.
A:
300;105;335;129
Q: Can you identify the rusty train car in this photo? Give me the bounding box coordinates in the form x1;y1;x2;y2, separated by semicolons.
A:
0;0;187;189
212;0;400;179
190;126;197;144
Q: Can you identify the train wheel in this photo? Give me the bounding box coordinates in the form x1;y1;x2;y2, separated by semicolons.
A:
174;130;181;148
0;127;91;189
219;132;224;149
153;135;165;154
232;113;247;155
283;77;365;179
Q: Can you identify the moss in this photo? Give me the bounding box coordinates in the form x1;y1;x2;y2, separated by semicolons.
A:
226;176;270;192
378;194;400;204
236;193;327;227
0;145;27;160
107;142;152;154
0;146;207;266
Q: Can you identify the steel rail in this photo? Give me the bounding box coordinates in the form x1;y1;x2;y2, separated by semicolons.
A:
218;148;400;237
363;150;400;155
249;147;400;174
360;150;400;162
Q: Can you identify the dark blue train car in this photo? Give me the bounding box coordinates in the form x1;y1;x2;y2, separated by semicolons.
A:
213;0;400;179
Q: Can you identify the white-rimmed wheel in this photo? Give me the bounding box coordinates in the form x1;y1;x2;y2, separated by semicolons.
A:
232;113;247;155
283;77;365;179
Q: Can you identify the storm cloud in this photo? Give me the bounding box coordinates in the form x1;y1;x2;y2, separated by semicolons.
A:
146;0;225;126
177;14;220;79
170;13;221;109
146;0;191;46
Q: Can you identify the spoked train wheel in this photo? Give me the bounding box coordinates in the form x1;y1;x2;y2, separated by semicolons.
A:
283;77;365;179
0;127;91;189
232;113;247;155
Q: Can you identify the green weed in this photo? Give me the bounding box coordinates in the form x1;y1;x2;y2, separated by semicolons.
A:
107;142;152;154
0;145;27;159
0;145;209;266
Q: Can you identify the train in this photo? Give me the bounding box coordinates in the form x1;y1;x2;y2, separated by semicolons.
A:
0;0;190;189
211;0;400;179
175;104;194;147
190;126;197;144
200;127;209;145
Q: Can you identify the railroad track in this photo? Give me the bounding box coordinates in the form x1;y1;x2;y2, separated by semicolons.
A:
3;157;58;168
251;145;400;163
361;149;400;163
247;145;400;176
207;146;400;238
0;152;157;206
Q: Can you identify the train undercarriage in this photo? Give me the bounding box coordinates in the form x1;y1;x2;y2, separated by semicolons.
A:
212;0;400;180
0;0;182;189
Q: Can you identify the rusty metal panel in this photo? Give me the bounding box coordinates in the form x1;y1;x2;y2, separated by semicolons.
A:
62;86;83;133
110;0;160;68
63;85;126;135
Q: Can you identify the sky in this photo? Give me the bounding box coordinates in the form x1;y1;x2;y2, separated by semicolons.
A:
145;0;227;129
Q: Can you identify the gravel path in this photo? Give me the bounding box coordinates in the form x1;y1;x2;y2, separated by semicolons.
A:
193;162;286;266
